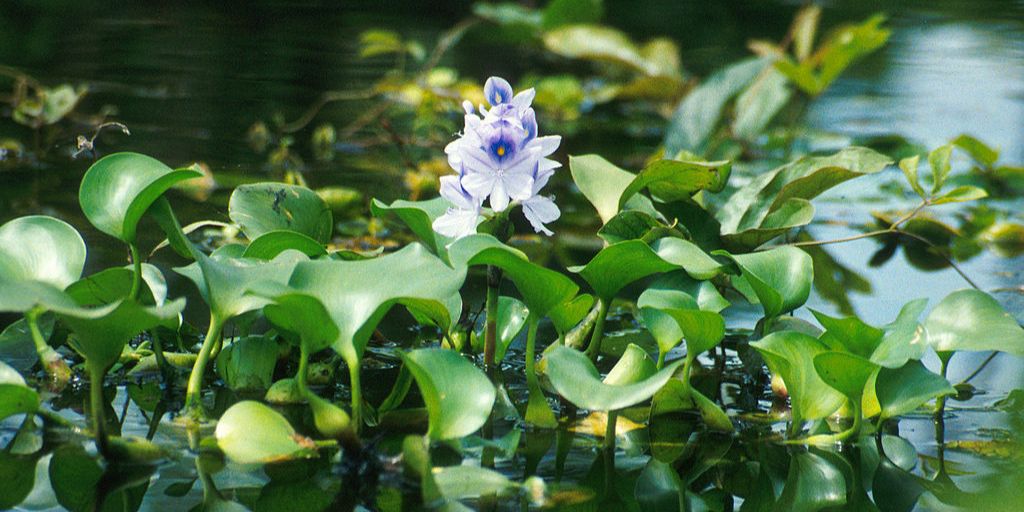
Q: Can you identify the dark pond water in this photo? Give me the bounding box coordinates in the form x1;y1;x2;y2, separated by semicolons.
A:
1;1;1023;510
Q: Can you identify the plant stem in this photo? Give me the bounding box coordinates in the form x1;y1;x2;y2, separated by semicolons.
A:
524;315;556;428
483;265;501;371
583;298;609;361
297;343;310;393
958;351;998;386
88;363;111;457
128;242;142;301
347;357;363;433
655;350;666;371
604;410;618;452
26;308;69;384
184;315;224;419
935;352;953;415
150;328;173;386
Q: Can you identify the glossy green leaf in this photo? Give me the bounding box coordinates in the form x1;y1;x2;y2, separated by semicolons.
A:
813;352;879;400
0;279;78;314
774;451;848;512
658;308;725;356
0;360;38;421
460;242;578;317
175;247;308;322
242;231;328;259
924;289;1024;355
664;57;769;156
618;158;731;209
604;343;658;386
651;237;725;280
876;360;955;420
751;331;845;424
432;465;518;500
635;459;685;512
598;210;664;244
732;68;791;140
59;298;185;371
370;197;450;255
0;216;85;288
717;147;892;241
401;348;496;440
638;270;728;314
216;336;280;391
260;294;339;353
548;294;594;336
715;246;813;318
568;154;660;224
79;152;201;243
229;183;332;244
775;14;889;95
543;25;652;75
572;240;677;300
721;197;816;249
952;133;999;167
215;401;311;464
471;296;528;362
543;344;683;411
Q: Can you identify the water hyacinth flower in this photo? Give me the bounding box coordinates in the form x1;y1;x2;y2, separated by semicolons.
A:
433;77;561;240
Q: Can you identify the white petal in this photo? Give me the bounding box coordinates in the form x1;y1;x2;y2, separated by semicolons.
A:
523;196;560;236
462;100;474;115
439;175;477;210
461;171;496;199
503;171;535;201
533;167;555;192
433;209;480;239
538;158;561;173
511;88;536;110
533;135;561;157
490;179;510;212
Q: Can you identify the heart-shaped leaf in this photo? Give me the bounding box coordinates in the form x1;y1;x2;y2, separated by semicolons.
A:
657;308;726;356
543;344;683;411
751;331;845;424
924;289;1024;355
460;242;578;316
651;238;725;280
0;360;38;421
79;152;201;243
260;293;339;353
875;360;955;421
229;183;332;244
813;351;879;401
471;297;528;362
215;401;312;464
774;451;848;512
715;246;813;318
568;154;660;224
572;240;678;301
618;157;732;209
242;231;328;260
0;216;85;288
58;298;186;371
401;348;496;440
370;197;450;254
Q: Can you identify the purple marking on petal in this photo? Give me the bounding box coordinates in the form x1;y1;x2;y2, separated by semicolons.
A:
484;77;513;107
521;109;537;147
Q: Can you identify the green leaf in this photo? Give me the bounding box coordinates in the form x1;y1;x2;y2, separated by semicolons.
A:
58;298;185;371
635;459;685;512
813;352;879;400
285;243;465;366
0;451;38;510
664;57;769;156
732;68;792;140
658;308;725;356
0;216;85;288
568;154;661;224
924;289;1024;355
79;152;201;243
928;144;953;194
791;5;821;62
175;247;309;322
572;240;678;301
229;183;333;244
714;246;813;318
603;343;657;386
618;158;732;209
638;270;729;313
751;331;845;424
472;297;529;362
242;231;328;259
598;210;663;244
542;25;659;76
868;298;929;368
0;360;38;421
876;361;955;421
930;185;987;205
433;466;518;500
461;242;578;317
370;197;450;255
542;344;683;411
899;155;925;198
215;401;312;464
651;238;725;280
216;336;280;391
401;348;496;440
951;134;999;167
49;444;149;512
261;294;339;353
717;147;892;240
775;451;848;512
548;294;594;336
541;0;603;29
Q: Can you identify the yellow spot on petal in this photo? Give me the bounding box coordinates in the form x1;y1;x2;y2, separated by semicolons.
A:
494;93;501;104
497;145;505;156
